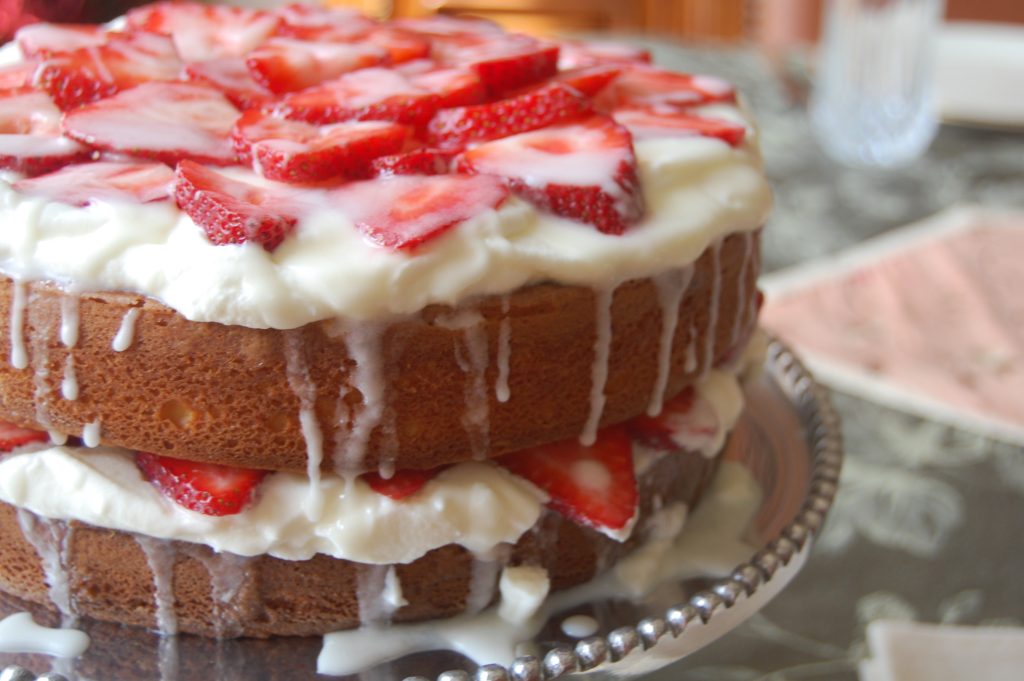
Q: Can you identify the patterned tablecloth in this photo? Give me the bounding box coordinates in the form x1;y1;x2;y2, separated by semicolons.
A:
635;39;1024;681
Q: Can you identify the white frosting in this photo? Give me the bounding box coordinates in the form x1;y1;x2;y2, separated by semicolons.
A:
497;565;550;625
0;110;768;328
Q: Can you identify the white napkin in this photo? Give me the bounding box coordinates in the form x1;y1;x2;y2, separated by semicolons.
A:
859;620;1024;681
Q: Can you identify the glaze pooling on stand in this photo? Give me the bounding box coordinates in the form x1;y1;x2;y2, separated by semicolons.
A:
335;322;386;473
0;612;89;658
111;307;140;352
580;285;618;446
16;511;75;618
649;267;695;417
283;331;324;517
9;280;27;370
702;239;724;376
496;295;512;403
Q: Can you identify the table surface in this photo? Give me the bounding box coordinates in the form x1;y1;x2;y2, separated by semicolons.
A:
635;38;1024;681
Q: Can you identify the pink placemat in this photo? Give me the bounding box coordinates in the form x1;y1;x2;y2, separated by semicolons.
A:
762;206;1024;443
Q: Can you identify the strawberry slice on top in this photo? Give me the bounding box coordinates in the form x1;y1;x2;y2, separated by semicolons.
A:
332;174;509;251
626;386;721;454
0;420;49;453
456;115;644;235
63;82;241;166
407;67;487;109
233;109;409;183
612;106;747;147
0;62;35;92
365;26;431;65
550;63;623;97
15;23;107;59
370;148;455;178
437;34;559;97
136;451;268;516
13;161;176;206
427;82;592;150
273;3;378;41
34;31;183;111
127;1;280;61
274;67;439;128
597;64;736;110
175;160;300;251
557;40;652;69
246;38;387;94
498;425;638;533
185;57;274;111
0;89;91;176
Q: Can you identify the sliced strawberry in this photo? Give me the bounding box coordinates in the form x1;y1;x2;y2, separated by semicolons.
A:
0;62;35;91
427;83;591;150
136;451;268;516
626;387;720;453
13;161;175;206
370;148;454;177
273;3;377;41
33;32;183;110
437;34;559;97
63;82;240;166
557;40;651;69
174;159;298;251
16;23;107;59
246;37;386;94
551;63;623;97
455;116;643;235
332;174;508;251
394;14;505;40
233;110;408;183
127;1;280;61
274;67;438;128
0;89;91;175
409;67;486;109
362;467;444;501
365;26;431;64
499;425;637;532
185;57;274;111
0;420;49;453
596;65;736;110
612;106;746;146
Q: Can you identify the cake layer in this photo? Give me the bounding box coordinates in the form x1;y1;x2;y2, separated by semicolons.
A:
0;446;719;637
0;231;760;473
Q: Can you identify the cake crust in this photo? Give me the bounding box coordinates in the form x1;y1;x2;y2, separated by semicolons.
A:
0;231;759;473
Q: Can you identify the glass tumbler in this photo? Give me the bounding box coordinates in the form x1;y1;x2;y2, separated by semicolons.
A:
809;0;945;168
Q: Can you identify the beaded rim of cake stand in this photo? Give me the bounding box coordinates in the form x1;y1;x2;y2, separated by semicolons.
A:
0;338;843;681
409;337;844;681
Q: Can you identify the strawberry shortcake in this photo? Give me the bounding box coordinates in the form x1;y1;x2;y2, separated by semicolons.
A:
0;2;771;638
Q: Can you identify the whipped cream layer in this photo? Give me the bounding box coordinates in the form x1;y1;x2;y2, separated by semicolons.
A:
0;78;769;328
0;365;747;564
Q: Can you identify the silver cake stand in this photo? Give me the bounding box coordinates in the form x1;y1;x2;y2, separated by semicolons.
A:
0;338;842;681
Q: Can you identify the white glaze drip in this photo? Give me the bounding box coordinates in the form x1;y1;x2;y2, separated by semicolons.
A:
336;322;385;472
29;302;53;429
283;331;324;518
136;536;179;635
189;549;250;637
382;565;408;611
684;322;698;373
0;612;89;658
440;309;490;460
47;429;68;445
59;294;79;348
731;232;754;345
495;295;512;403
111;306;140;351
60;355;77;401
9;279;27;369
464;554;503;616
560;614;599;638
16;510;74;617
357;564;396;626
702;239;723;375
81;420;100;447
648;266;694;416
580;285;616;446
158;635;180;681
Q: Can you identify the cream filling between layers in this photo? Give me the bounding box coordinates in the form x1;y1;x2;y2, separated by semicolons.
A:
0;90;769;328
0;367;747;565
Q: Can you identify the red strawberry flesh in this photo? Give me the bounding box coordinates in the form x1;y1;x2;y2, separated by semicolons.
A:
362;467;444;500
455;115;644;235
136;451;268;516
62;82;241;166
246;38;387;94
14;161;175;206
16;23;107;59
626;386;721;453
186;57;274;110
127;1;281;61
0;420;49;453
498;425;637;532
612;106;747;146
0;89;90;175
333;174;509;251
233;110;409;183
598;65;736;110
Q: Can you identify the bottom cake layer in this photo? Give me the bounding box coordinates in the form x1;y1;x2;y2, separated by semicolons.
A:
0;446;720;638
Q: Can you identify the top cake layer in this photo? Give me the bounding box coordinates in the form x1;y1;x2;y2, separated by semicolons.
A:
0;3;770;328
